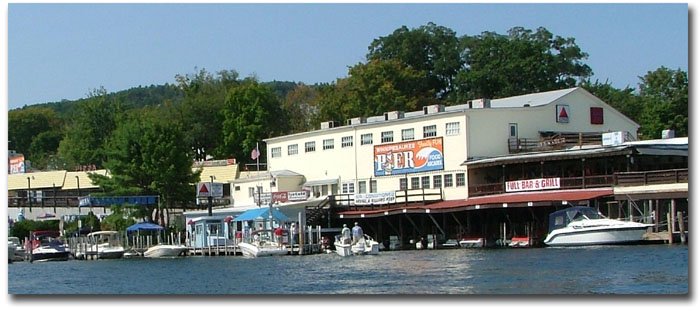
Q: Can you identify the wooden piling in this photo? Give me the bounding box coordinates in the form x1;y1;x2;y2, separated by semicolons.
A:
677;211;686;244
666;212;673;244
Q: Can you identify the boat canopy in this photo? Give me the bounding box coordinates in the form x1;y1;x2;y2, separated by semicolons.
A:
233;207;290;222
547;206;603;233
126;222;164;233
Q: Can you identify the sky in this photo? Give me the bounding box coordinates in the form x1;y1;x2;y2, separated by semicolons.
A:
3;1;690;109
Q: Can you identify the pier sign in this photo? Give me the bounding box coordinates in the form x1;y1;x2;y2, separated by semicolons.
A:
505;177;561;193
374;137;444;176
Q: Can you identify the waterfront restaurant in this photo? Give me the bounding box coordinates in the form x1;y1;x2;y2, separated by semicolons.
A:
261;87;662;247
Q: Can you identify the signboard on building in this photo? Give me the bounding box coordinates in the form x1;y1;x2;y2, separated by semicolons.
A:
354;191;396;205
556;104;570;123
197;182;224;198
505;177;561;193
602;131;624;146
254;190;309;205
374;137;444;176
9;155;25;174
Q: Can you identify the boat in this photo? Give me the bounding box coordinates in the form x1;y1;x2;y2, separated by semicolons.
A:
233;207;291;258
238;237;288;258
350;234;380;255
333;235;353;257
27;231;71;262
509;236;530;248
441;239;460;249
459;237;485;248
143;244;188;258
543;206;654;247
8;236;26;262
77;231;125;259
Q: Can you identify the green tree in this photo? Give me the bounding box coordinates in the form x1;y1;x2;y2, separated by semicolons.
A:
367;22;463;101
7;107;63;164
90;109;200;226
456;26;592;100
9;219;60;240
100;206;137;232
580;79;641;123
637;67;688;139
282;83;319;133
57;87;125;169
219;79;285;165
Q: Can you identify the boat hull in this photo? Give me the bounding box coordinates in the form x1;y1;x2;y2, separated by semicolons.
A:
459;238;485;248
238;242;287;258
143;245;187;258
31;248;70;262
544;226;651;246
334;242;353;257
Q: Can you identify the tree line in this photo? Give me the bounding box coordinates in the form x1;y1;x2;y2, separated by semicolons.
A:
8;24;688;223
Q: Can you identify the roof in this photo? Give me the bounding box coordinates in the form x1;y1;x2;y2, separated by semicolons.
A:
303;178;339;187
8;171;67;190
336;188;613;219
195;164;238;183
488;87;578;108
63;170;109;190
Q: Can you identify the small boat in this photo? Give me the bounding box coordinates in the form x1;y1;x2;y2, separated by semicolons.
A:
8;236;26;262
441;239;460;249
238;240;288;258
79;231;125;259
509;236;530;248
28;231;71;262
349;234;380;256
543;206;653;247
459;237;485;248
143;244;188;258
333;235;353;257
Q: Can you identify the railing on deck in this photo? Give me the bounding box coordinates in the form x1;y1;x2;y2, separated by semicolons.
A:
614;169;688;186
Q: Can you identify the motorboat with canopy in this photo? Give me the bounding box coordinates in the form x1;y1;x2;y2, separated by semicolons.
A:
543;206;653;246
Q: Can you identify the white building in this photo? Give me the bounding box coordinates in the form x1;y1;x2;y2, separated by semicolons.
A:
261;87;640;204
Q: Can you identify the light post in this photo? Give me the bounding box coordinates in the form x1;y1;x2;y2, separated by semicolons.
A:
208;176;215;216
52;183;57;213
75;176;81;213
26;176;32;212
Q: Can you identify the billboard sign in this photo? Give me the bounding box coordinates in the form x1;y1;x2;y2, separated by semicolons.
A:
196;182;224;198
374;137;444;176
9;155;25;174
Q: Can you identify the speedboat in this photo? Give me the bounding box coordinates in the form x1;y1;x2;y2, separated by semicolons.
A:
459;237;485;248
333;235;353;257
8;236;26;262
28;231;71;262
81;231;125;259
543;206;653;246
143;244;188;258
238;239;288;258
350;234;380;255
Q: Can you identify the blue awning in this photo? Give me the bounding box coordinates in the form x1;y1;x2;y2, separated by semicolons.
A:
233;207;290;222
126;222;164;233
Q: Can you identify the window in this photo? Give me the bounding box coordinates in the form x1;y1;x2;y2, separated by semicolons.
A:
399;178;408;190
323;139;334;150
270;147;282;158
446;122;460;136
342;182;355;194
341;136;353;148
370;180;377;193
423;125;437;138
456;173;466;187
509;123;518;138
421;176;430;189
287;144;298;156
305;141;316;153
358;181;367;194
410;177;420;189
248;187;256;197
235;186;241;191
361;133;373;145
444;174;453;187
401;128;414;141
433;175;442;188
381;131;394;143
590;107;604;125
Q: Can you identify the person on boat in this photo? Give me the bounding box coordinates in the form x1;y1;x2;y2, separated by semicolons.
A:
341;224;351;244
290;222;298;245
352;222;364;244
274;225;283;244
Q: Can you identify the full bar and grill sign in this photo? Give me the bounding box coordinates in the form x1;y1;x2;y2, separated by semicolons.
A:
505;178;561;192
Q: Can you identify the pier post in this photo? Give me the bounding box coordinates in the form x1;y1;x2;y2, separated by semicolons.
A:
666;212;673;244
677;211;686;244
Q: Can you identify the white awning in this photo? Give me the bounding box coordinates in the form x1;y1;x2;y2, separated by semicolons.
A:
302;178;339;187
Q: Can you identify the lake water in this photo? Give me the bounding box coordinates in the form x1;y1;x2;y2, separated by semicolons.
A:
7;244;688;295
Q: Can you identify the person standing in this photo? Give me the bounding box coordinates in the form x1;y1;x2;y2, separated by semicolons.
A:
352;222;364;244
341;224;351;244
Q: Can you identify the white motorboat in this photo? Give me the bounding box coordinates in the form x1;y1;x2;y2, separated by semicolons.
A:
238;240;288;258
143;244;188;258
544;206;653;247
333;235;353;257
459;237;485;248
350;234;380;255
28;231;71;262
8;236;26;262
77;231;125;259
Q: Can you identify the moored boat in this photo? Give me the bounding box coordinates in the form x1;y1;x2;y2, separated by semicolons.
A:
143;244;188;258
459;237;485;248
238;240;287;258
28;231;71;262
543;206;653;247
8;236;26;262
78;231;125;259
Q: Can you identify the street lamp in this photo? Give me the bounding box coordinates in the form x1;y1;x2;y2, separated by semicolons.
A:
208;176;215;216
26;176;32;212
76;176;81;213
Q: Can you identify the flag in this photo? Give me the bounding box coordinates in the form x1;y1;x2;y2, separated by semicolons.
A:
251;147;260;160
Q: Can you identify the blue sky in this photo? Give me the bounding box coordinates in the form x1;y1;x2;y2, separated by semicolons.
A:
5;2;689;109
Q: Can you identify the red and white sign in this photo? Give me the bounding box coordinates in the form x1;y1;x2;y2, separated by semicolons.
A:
505;178;561;193
556;104;570;123
197;182;223;198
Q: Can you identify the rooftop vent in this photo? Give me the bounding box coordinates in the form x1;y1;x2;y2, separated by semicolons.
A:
423;104;445;115
468;98;491;109
384;111;405;121
320;121;339;129
346;117;367;126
